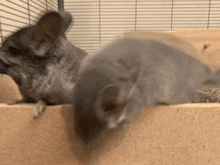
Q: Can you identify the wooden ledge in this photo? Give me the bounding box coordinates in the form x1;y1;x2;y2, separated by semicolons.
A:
1;103;220;165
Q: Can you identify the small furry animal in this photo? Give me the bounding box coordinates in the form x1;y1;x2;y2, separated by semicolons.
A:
0;11;88;117
73;38;220;143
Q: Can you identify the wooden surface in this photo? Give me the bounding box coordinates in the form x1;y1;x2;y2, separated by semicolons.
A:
169;29;220;70
1;104;220;165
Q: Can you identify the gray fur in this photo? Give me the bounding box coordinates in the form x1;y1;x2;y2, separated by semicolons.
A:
0;11;88;117
73;38;220;143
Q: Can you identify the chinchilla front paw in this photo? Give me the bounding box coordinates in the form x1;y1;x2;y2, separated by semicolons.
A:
32;100;47;118
7;100;25;105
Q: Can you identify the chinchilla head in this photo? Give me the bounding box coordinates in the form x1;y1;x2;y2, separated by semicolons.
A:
0;11;73;86
74;68;131;144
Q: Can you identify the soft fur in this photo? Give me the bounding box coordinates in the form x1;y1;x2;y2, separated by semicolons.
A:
73;38;220;144
0;11;88;117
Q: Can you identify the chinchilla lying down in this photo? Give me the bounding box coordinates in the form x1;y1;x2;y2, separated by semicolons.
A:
73;37;220;144
0;11;88;117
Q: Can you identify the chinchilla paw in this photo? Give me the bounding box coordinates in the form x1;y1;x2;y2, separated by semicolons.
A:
32;100;47;118
7;100;23;105
32;108;39;118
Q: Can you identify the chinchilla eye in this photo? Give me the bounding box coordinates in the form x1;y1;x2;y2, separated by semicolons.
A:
9;47;21;55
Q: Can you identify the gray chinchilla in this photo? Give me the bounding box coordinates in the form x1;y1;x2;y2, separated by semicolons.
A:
73;38;220;144
0;11;88;118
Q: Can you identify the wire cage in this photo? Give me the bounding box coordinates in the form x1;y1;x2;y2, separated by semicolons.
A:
0;0;59;46
0;0;220;55
64;0;220;55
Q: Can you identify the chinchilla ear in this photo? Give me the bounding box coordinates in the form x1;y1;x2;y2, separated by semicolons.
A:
100;85;120;109
37;11;73;41
58;11;73;32
37;11;63;42
100;84;126;129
